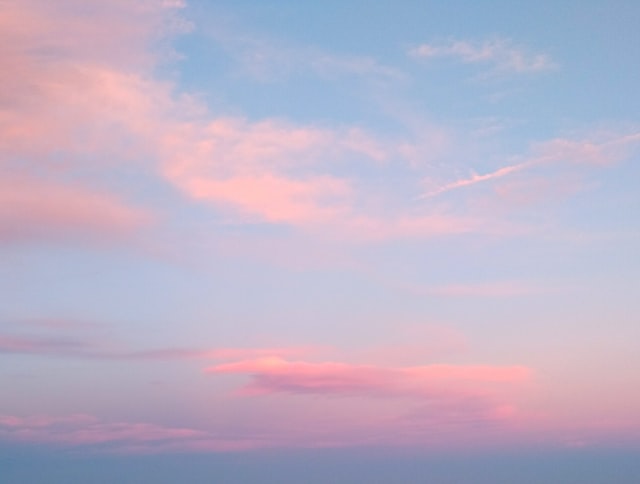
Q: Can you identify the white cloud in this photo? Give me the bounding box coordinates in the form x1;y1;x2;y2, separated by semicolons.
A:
410;38;555;73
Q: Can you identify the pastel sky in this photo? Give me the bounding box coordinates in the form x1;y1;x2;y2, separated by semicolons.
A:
2;0;640;482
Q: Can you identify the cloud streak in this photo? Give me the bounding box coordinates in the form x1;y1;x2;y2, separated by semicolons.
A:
207;357;531;399
1;0;484;244
160;115;487;239
203;356;533;445
410;38;555;73
0;328;317;363
0;176;151;244
0;414;254;453
420;130;640;199
202;20;404;83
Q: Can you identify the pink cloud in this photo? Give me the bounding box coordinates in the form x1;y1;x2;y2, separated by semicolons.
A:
120;346;319;361
206;357;531;399
2;409;636;453
0;0;516;244
160;118;373;228
0;326;319;363
0;0;188;160
159;117;399;191
179;174;351;224
0;176;151;244
202;356;535;447
0;334;88;355
0;414;256;453
159;116;486;240
5;0;447;244
0;338;538;450
420;130;640;199
0;0;185;70
11;0;630;247
0;0;181;246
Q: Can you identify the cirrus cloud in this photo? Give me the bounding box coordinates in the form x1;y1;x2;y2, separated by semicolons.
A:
409;37;555;73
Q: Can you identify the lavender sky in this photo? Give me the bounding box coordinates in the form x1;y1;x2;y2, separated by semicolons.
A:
1;0;640;482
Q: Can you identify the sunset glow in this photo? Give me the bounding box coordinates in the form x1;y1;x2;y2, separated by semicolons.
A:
2;1;640;482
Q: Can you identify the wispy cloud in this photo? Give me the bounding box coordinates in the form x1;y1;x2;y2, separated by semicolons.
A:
419;161;534;199
207;357;531;398
409;37;555;73
420;130;640;199
0;334;90;355
1;0;482;246
160;115;487;240
0;0;186;247
159;117;370;227
0;414;253;453
0;176;151;244
4;0;633;252
0;326;317;362
205;356;532;444
201;20;404;83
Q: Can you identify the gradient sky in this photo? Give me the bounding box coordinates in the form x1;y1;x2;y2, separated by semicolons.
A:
2;0;640;482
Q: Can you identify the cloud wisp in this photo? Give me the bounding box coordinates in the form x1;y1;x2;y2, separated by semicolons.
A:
207;357;531;398
0;326;318;363
0;414;255;453
419;130;640;199
204;356;533;446
159;114;489;240
7;1;631;247
0;176;151;244
0;0;485;245
0;0;189;247
201;19;404;83
409;38;555;74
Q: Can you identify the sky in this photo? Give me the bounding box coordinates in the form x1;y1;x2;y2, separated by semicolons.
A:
1;0;640;482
